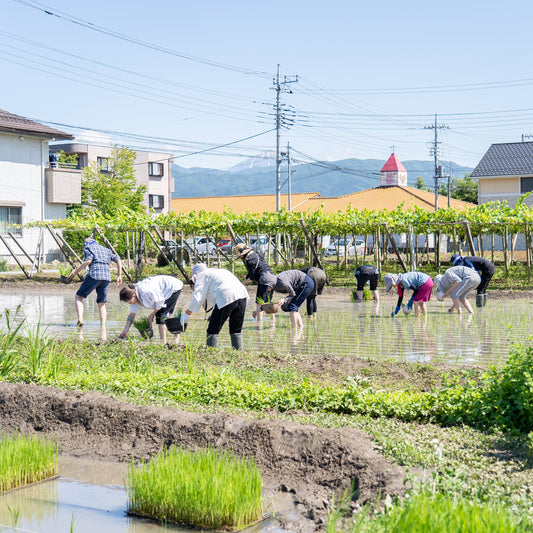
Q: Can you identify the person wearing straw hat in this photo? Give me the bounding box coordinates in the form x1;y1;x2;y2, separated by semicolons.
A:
450;254;494;307
434;265;481;315
181;263;249;350
235;243;274;322
384;271;433;317
118;275;183;344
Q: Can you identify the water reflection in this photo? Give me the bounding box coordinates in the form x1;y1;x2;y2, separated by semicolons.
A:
0;289;530;367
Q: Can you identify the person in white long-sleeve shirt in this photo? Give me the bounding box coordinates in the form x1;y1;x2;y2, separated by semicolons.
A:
119;275;183;344
181;264;249;350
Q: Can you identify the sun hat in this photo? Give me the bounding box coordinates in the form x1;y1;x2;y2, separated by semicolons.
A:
384;273;401;292
450;254;463;266
235;243;253;259
191;263;207;283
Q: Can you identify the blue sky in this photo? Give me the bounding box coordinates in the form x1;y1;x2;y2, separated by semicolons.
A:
3;0;533;173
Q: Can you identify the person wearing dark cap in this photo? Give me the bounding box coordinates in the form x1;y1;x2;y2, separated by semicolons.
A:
450;254;495;307
235;242;274;322
353;264;380;302
300;266;327;319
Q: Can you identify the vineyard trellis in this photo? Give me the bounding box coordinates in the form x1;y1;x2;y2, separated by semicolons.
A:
27;197;533;281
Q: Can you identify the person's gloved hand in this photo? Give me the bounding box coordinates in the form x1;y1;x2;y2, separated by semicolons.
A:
391;305;400;317
407;298;414;310
180;312;189;327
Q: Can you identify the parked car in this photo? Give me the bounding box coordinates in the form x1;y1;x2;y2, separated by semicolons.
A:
324;238;366;257
217;238;233;253
185;236;216;256
250;235;275;254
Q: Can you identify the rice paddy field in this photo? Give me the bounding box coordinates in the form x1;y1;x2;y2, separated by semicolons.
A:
0;289;530;367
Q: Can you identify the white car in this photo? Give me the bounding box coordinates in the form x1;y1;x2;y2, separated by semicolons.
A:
185;236;216;256
250;235;275;254
324;238;366;257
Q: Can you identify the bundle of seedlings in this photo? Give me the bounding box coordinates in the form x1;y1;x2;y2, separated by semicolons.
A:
132;317;153;339
58;264;71;284
127;445;263;530
0;433;58;492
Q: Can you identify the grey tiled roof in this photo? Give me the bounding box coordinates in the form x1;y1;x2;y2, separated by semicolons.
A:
0;109;74;139
471;142;533;177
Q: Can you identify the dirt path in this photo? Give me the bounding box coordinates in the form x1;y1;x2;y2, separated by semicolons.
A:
0;382;415;531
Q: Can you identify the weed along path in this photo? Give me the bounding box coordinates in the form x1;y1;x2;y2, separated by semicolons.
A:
0;282;532;530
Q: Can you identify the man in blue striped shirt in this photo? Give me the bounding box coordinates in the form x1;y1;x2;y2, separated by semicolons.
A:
68;238;122;328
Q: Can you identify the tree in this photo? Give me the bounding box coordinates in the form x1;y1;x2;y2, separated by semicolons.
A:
414;173;478;204
81;146;146;213
453;173;478;204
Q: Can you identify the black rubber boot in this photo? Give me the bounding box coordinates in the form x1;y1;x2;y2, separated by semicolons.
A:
230;333;243;351
475;294;484;308
482;293;487;307
206;334;219;348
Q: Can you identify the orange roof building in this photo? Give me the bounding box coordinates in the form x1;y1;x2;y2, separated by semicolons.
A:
171;153;475;215
171;186;473;215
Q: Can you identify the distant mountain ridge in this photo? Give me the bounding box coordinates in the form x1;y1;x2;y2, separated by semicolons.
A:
172;157;473;199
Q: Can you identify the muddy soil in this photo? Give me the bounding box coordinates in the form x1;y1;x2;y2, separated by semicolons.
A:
0;279;527;530
0;382;418;532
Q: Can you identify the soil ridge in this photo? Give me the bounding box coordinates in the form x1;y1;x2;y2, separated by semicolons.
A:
0;382;413;530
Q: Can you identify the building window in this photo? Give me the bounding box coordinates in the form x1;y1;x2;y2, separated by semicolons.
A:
97;157;111;172
149;162;164;177
0;207;22;235
149;195;164;209
521;177;533;194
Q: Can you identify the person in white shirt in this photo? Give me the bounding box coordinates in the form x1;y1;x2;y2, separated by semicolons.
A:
119;275;183;344
181;264;249;350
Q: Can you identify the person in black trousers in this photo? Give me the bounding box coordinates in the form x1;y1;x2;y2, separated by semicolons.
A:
300;266;327;319
235;243;274;322
450;254;495;307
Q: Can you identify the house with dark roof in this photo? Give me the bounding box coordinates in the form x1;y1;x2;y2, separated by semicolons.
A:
0;108;78;263
471;141;533;206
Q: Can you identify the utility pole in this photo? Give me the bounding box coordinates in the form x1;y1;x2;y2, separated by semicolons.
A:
424;114;448;211
272;64;297;212
287;142;292;211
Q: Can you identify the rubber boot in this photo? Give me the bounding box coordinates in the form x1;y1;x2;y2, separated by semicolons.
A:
230;333;243;351
206;334;219;348
475;294;484;308
482;293;487;307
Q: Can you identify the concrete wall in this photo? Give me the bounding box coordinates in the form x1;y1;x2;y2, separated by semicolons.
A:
0;133;65;264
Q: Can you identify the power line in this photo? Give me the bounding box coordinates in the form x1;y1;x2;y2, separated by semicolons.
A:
12;0;272;78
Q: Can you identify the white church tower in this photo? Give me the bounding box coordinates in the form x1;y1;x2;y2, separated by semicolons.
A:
380;152;407;186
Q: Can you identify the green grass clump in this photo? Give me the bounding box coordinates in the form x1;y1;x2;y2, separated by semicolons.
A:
132;317;150;335
0;433;57;492
328;492;532;532
127;446;263;530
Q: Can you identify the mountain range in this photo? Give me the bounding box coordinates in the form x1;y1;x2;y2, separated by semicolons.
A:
172;156;473;198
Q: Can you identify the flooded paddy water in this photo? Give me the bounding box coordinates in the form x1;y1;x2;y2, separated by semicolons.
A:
0;456;291;532
0;287;531;367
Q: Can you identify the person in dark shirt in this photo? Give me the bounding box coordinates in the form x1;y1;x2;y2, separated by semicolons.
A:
450;254;495;307
235;243;274;322
300;266;327;319
353;265;380;302
261;269;315;328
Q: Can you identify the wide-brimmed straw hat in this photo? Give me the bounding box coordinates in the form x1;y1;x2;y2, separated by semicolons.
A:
235;243;253;259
